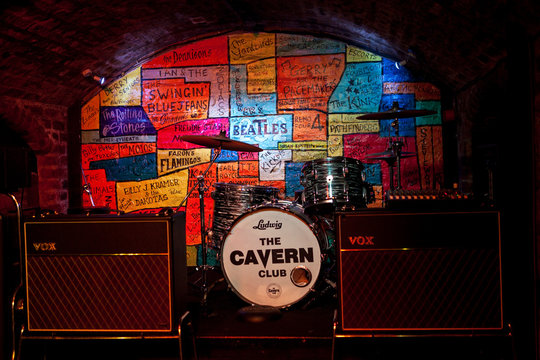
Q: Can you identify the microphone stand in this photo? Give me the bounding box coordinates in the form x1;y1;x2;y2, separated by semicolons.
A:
177;147;222;313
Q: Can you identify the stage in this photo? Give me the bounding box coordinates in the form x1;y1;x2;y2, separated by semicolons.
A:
14;265;514;360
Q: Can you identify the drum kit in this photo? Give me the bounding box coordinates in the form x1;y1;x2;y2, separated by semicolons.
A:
358;101;435;190
179;103;435;312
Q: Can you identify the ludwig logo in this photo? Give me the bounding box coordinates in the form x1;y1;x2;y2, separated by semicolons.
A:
33;242;57;251
349;236;374;246
253;219;282;230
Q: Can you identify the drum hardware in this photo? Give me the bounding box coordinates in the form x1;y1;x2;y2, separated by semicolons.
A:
179;131;263;152
290;265;312;287
300;277;337;311
301;218;338;311
359;101;435;190
235;304;282;323
294;190;303;204
355;101;436;120
178;131;262;313
365;138;415;190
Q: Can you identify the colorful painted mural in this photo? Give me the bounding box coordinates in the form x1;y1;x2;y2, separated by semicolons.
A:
80;33;443;266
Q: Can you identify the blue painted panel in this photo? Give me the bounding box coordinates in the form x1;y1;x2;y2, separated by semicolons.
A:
90;153;157;181
380;118;415;137
285;161;304;197
415;100;442;125
329;62;382;113
230;114;293;150
378;94;416;137
380;94;415;112
363;163;382;185
213;149;239;162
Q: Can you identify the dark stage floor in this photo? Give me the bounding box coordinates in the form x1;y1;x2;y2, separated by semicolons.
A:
15;269;515;360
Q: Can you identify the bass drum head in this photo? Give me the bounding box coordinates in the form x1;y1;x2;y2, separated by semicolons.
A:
221;203;321;308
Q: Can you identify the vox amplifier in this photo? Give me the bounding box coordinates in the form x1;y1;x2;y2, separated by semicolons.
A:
335;210;503;333
23;212;186;333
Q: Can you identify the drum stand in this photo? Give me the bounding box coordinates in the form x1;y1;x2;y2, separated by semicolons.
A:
178;148;222;313
177;131;263;314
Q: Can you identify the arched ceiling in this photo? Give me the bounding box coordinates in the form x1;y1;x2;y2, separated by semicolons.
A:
0;0;539;108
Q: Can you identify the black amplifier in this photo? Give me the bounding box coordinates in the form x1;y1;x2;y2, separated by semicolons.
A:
23;212;186;333
335;210;502;333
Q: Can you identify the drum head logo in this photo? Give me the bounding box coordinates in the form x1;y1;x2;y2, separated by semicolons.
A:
266;283;282;298
253;219;283;230
221;205;322;307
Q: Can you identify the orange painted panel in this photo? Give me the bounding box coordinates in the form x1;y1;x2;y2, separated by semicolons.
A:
277;54;345;112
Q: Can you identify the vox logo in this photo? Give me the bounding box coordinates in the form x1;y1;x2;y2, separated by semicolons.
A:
32;243;57;251
348;236;374;246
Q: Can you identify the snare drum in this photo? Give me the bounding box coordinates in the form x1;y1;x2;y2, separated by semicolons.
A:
300;156;369;212
211;183;279;248
220;201;324;308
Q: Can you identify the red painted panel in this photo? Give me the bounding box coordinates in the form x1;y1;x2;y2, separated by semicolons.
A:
143;36;229;68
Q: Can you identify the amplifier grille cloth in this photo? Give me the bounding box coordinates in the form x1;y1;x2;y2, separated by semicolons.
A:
26;255;171;331
340;248;501;330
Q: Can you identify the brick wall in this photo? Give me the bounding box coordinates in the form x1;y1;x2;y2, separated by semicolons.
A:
0;96;68;213
454;62;507;199
535;34;540;359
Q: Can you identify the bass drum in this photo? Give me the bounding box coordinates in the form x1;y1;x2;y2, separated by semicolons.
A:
221;201;324;308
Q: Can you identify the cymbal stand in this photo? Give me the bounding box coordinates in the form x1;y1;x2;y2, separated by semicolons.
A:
390;138;404;190
178;147;222;312
388;119;404;190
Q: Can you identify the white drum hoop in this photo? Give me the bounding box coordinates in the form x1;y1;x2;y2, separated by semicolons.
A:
220;201;323;308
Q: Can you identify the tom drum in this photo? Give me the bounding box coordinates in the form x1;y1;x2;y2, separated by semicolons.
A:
300;156;370;212
211;182;279;249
